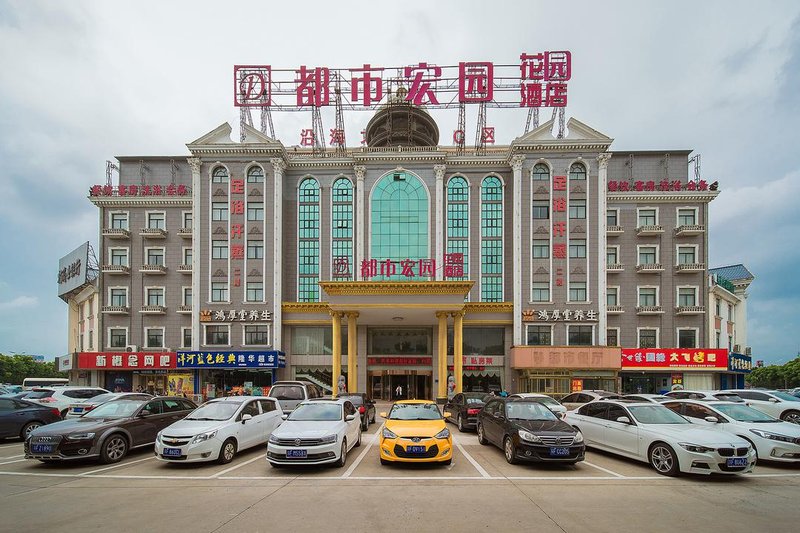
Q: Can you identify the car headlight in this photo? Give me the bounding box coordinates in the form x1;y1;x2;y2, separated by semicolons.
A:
65;432;95;440
320;434;337;444
434;428;450;439
191;430;217;444
750;429;796;443
678;442;714;453
268;434;281;444
518;430;542;443
573;431;584;443
382;428;398;439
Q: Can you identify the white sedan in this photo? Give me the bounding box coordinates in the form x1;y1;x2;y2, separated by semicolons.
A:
155;396;283;464
565;400;756;476
726;389;800;424
267;398;361;467
663;399;800;462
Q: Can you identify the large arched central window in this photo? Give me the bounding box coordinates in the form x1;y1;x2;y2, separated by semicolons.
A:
370;171;429;279
298;177;320;301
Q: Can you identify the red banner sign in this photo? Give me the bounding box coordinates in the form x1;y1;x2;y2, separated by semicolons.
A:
78;352;176;370
367;357;432;366
89;184;189;197
621;349;728;369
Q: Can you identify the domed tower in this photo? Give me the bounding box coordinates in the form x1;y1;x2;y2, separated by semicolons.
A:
364;87;440;148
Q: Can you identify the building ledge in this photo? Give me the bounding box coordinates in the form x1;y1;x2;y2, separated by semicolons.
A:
636;263;664;273
102;228;130;239
139;228;168;238
675;224;705;236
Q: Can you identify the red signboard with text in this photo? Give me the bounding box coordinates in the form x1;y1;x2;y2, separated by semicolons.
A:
620;349;728;370
367;357;432;366
78;352;176;370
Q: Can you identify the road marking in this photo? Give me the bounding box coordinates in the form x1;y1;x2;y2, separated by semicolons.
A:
0;454;24;460
0;459;26;466
341;425;381;478
457;443;491;478
79;455;155;476
0;443;23;450
211;453;267;478
582;461;624;477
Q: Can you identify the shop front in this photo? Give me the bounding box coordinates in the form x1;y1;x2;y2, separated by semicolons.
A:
510;346;621;399
177;350;285;400
620;348;729;394
720;351;752;389
77;351;176;393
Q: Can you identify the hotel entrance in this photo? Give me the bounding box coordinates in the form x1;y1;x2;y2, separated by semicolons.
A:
369;370;432;401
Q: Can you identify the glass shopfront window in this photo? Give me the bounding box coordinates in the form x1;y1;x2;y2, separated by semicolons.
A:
368;328;431;355
292;327;347;355
446;327;505;355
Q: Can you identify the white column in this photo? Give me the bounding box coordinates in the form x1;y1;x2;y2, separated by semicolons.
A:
597;153;611;345
434;164;446;280
271;158;286;349
511;155;525;345
354;165;365;280
188;157;202;350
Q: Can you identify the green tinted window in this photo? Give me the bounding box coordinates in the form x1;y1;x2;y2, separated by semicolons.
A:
298;178;320;301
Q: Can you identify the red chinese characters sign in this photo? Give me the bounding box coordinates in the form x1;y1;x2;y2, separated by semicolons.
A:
367;357;432;366
233;52;571;110
89;184;189;197
78;352;176;370
620;349;728;369
608;180;711;192
358;255;463;280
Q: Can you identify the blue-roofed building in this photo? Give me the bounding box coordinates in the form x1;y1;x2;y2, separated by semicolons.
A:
708;264;755;388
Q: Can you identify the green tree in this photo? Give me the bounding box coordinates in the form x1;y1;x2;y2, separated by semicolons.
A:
746;356;800;389
0;354;67;385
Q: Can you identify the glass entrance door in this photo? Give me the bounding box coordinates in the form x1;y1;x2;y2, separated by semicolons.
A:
368;370;432;401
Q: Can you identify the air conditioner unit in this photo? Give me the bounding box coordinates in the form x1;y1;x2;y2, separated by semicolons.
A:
745;346;752;356
733;344;741;353
126;345;138;352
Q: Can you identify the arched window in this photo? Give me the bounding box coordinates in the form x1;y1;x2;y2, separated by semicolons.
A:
331;177;354;280
532;163;550;181
480;176;503;301
370;171;429;279
446;176;469;281
247;166;264;183
212;166;228;183
298;177;320;301
569;162;586;180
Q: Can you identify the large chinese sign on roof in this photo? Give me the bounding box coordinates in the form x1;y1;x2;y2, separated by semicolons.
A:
621;349;728;370
78;352;176;370
234;52;572;110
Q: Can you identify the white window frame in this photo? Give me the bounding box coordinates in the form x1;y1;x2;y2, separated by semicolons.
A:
566;324;595;346
182;286;192;307
145;286;166;307
637;285;660;307
531;281;551;303
479;173;505;302
636;327;660;348
109;210;129;230
606;208;619;227
675;206;698;227
203;323;231;347
606;327;621;347
181;327;192;348
636;206;659;227
146;210;166;230
107;327;129;349
245;281;264;303
242;323;271;346
145;246;166;266
144;326;165;349
676;327;700;348
676;244;699;265
182;210;193;229
108;286;128;307
569;198;587;219
568;280;587;303
607;285;620;307
676;285;699;307
109;247;129;266
247;239;264;259
525;323;553;346
182;246;193;266
211;281;229;303
606;245;620;265
636;244;660;266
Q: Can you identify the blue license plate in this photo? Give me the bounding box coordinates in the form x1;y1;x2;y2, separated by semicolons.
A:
73;407;83;413
549;447;570;456
163;448;182;457
406;445;426;454
726;457;747;467
286;449;307;458
31;444;54;453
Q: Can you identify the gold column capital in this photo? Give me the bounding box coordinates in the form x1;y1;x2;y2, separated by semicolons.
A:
450;310;466;319
345;311;360;319
329;310;344;319
435;311;450;319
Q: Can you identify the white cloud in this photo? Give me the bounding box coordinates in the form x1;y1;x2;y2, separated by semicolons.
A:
0;295;38;312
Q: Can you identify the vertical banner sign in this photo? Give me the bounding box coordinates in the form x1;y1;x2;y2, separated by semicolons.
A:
230;174;245;289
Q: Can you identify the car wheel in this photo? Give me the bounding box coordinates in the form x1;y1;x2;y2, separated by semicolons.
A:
780;410;800;424
649;442;680;476
100;434;128;464
504;436;518;464
336;440;347;468
740;437;759;461
20;421;42;440
218;438;237;465
361;417;369;432
380;457;390;465
477;423;488;445
457;414;465;432
355;426;362;447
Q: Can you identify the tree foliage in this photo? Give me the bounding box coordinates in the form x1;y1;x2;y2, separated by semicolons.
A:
0;354;67;385
746;356;800;389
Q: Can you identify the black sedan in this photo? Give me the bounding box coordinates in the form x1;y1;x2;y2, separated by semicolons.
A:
338;393;376;430
0;398;62;440
25;396;196;464
477;397;585;465
444;392;487;432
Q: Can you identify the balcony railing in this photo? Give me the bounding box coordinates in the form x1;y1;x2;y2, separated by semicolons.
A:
140;264;167;274
177;264;192;273
139;228;167;238
607;226;624;235
102;228;130;239
607;263;624;272
101;305;129;314
675;224;705;236
101;264;130;275
636;225;664;236
178;227;192;238
636;305;663;315
177;305;192;314
675;262;705;273
141;305;166;314
676;305;705;315
636;263;664;273
607;305;624;314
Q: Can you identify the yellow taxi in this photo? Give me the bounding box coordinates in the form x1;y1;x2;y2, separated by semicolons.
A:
379;400;453;465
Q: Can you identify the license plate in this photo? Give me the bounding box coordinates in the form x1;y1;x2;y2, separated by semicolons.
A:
549;447;571;456
163;448;182;457
406;445;426;454
73;407;83;413
286;449;307;458
726;457;747;467
31;444;54;453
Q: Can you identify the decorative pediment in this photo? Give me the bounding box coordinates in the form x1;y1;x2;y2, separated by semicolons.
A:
512;118;557;143
249;188;262;196
535;185;549;194
571;266;586;275
571;225;585;233
511;117;613;149
213;188;227;196
534;266;549;275
534;225;549;235
248;226;262;234
188;122;234;145
571;184;585;194
241;122;280;144
248;269;262;277
564;118;612;142
213;226;226;235
212;269;226;277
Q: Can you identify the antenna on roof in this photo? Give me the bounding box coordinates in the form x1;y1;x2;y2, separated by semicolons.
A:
688;154;701;182
105;160;119;187
138;160;148;186
170;159;178;186
524;106;539;133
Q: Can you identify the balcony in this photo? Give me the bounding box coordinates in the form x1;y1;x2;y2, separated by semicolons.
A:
636;263;664;273
177;305;192;314
607;263;624;273
607;226;624;235
139;228;167;239
675;224;705;236
177;264;192;274
636;305;663;315
141;305;166;314
675;262;705;273
101;264;130;275
102;228;130;239
676;305;705;315
101;305;129;315
139;264;167;275
178;227;193;238
607;305;624;314
636;225;664;236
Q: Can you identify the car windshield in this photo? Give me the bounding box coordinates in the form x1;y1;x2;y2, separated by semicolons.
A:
464;394;485;404
26;390;55;399
532;396;561;407
83;400;143;418
770;391;800;402
185;401;242;421
714;404;780;423
506;402;558;421
388;403;442;420
288;403;342;421
270;386;304;400
628;405;691;425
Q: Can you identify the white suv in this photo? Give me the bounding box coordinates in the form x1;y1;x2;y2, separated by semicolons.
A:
25;387;109;417
268;381;323;413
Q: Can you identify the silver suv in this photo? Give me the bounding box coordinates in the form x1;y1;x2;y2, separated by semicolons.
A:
268;381;323;413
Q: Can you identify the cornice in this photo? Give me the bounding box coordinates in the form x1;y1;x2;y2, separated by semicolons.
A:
89;197;193;207
319;280;474;296
282;302;330;313
512;142;612;152
608;191;720;203
463;302;514;313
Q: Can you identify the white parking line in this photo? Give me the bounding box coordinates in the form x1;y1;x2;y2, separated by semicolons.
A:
0;459;27;466
341;426;381;478
211;453;267;478
0;454;24;460
0;442;23;449
582;461;624;478
457;443;491;478
79;455;155;476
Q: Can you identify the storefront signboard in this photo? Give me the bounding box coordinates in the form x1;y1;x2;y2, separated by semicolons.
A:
510;346;621;370
571;378;583;392
522;309;598;321
200;309;272;322
176;351;285;369
671;373;684;389
728;352;752;373
78;352;176;370
167;373;194;396
620;349;728;370
57;354;73;372
367;357;432;366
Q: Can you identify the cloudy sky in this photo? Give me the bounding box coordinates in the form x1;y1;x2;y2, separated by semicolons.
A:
0;0;798;363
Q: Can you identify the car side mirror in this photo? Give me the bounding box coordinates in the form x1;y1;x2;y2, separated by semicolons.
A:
345;414;357;421
443;412;452;419
616;416;632;424
281;414;288;420
769;398;779;403
241;413;253;424
380;412;388;419
704;416;719;423
138;410;151;417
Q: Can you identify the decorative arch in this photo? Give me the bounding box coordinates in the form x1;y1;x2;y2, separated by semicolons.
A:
480;175;503;301
569;161;587;180
211;165;229;184
297;177;320;301
532;162;551;181
446;176;469;281
331;177;354;280
245;164;265;183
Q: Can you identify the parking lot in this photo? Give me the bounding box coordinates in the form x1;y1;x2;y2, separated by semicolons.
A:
1;416;800;532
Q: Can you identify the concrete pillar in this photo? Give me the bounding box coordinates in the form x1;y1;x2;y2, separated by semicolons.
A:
434;164;446;280
510;154;525;346
346;311;359;392
354;165;365;280
187;157;202;350
271;158;286;349
597;153;611;345
436;311;449;399
453;310;465;394
331;311;343;397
